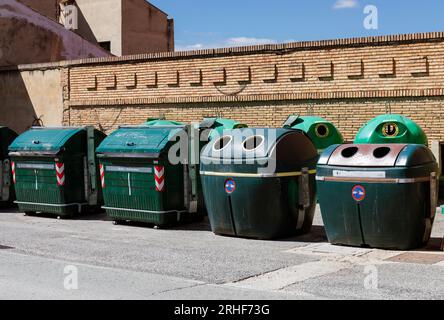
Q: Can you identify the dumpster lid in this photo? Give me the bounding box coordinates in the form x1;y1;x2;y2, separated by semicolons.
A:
323;144;435;167
96;126;185;156
8;127;84;153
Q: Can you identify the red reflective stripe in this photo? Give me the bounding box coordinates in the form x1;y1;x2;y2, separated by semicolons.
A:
11;161;16;184
154;166;165;192
55;163;65;186
99;164;105;188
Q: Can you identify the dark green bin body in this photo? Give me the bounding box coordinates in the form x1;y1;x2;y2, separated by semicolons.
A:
97;123;201;226
317;144;438;250
0;127;18;205
200;128;318;239
9;127;106;217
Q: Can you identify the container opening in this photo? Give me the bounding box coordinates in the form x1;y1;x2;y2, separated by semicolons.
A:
382;123;399;137
315;124;329;138
341;147;359;158
373;147;391;159
243;136;264;151
213;136;232;151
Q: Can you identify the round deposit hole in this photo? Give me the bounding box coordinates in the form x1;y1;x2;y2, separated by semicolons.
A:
213;136;232;151
373;147;391;159
243;135;264;151
341;146;359;158
315;124;329;138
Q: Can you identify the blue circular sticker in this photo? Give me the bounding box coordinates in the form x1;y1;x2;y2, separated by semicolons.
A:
225;179;236;194
352;185;366;202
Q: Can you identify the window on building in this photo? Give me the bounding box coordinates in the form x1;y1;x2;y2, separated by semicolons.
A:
99;41;111;52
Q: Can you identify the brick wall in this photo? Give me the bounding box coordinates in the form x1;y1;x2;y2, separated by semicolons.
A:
59;31;444;142
66;98;444;142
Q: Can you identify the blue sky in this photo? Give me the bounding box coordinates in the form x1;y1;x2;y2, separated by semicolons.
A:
149;0;444;50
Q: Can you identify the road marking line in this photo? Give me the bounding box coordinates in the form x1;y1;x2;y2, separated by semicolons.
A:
226;261;350;291
433;260;444;267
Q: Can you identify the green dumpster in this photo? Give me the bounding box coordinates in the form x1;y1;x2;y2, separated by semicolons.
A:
354;114;428;145
283;115;344;154
9;126;106;218
97;118;245;227
97;121;201;227
200;128;318;239
0;127;18;205
317;143;438;250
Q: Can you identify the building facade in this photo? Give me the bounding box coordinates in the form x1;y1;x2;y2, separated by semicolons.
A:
17;0;174;56
0;0;111;66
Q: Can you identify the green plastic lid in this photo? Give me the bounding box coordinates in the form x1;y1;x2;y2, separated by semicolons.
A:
8;127;83;153
96;126;184;155
354;114;428;145
143;119;184;127
283;115;344;152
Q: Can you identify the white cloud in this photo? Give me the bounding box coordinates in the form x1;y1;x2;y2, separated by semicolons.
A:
225;37;277;47
333;0;358;9
175;37;277;51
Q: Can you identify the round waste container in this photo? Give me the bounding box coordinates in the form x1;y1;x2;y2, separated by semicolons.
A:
9;126;107;218
97;118;246;227
200;128;318;239
283;115;344;154
0;126;18;205
354;114;427;145
317;143;438;250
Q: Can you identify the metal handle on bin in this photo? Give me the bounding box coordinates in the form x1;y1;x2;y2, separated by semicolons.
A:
430;172;438;221
297;167;310;229
423;172;438;243
1;160;11;201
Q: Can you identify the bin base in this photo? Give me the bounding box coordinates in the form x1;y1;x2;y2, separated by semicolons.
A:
16;201;92;217
104;206;203;227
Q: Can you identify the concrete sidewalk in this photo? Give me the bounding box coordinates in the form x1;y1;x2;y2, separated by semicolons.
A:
0;206;443;300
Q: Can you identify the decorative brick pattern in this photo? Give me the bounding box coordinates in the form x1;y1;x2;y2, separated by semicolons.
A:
289;63;305;82
378;58;396;77
86;75;97;91
347;60;364;79
121;73;137;89
409;56;429;76
103;74;117;90
187;69;203;86
317;61;334;80
233;66;252;84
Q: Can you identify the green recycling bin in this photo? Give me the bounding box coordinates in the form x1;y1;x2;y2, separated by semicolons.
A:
283;115;344;154
97;118;246;227
0;127;18;205
200;128;318;239
354;114;427;145
9;126;107;218
317;143;438;250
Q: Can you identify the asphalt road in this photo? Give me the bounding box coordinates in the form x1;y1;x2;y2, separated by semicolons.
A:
0;206;443;300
